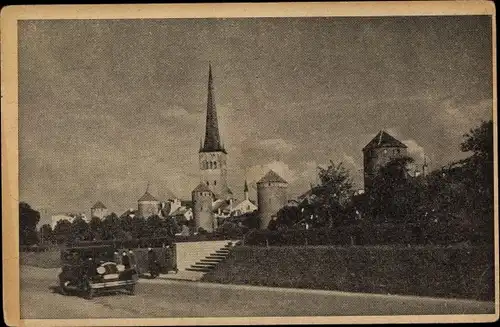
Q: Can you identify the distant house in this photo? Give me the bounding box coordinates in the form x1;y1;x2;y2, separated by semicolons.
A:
51;213;87;228
231;198;258;216
91;201;108;219
297;187;317;205
120;208;137;219
168;206;193;224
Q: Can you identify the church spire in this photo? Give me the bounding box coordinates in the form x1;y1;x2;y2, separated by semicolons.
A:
201;63;225;153
244;179;249;201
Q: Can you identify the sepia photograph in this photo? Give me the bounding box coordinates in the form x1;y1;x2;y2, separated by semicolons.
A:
1;1;497;325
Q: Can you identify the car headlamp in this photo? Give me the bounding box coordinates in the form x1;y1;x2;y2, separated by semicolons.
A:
116;264;125;272
96;266;106;275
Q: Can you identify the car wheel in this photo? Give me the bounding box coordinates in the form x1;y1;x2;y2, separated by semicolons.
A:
82;282;94;300
127;284;135;295
59;281;67;295
85;288;94;300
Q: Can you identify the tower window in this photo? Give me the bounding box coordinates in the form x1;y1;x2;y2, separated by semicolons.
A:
268;182;271;186
214;180;217;186
213;161;217;169
206;181;209;186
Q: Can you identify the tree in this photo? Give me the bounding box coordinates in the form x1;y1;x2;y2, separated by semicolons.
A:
39;224;54;244
276;206;301;228
163;216;180;237
101;213;121;240
53;219;72;244
366;156;420;223
130;215;147;239
145;215;167;238
70;217;92;243
19;202;40;246
310;161;354;228
89;216;103;240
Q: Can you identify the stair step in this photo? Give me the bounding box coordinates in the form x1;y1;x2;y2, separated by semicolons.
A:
194;261;217;266
191;263;216;268
200;258;222;263
186;267;212;272
207;254;227;259
215;250;230;254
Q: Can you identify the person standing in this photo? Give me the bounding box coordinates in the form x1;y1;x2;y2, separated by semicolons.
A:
128;249;137;269
121;251;131;269
113;250;120;264
147;248;159;278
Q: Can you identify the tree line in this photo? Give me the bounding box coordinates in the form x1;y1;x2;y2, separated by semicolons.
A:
35;213;183;245
20;120;493;246
270;120;494;244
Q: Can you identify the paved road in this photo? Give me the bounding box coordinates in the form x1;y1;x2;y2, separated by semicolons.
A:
20;266;494;319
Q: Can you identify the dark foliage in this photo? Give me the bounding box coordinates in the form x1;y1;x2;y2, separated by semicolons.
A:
19;202;40;246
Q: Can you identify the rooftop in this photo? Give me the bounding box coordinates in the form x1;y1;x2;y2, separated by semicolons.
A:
257;170;288;184
192;183;212;193
91;201;107;209
363;130;407;151
138;191;158;202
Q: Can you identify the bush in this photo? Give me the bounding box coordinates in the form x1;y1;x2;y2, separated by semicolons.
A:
202;245;495;301
242;221;487;247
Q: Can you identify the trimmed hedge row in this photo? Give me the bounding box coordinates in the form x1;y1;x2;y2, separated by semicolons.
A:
202;245;495;301
243;222;489;246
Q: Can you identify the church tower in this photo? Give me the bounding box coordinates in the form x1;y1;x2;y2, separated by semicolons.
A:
199;64;229;198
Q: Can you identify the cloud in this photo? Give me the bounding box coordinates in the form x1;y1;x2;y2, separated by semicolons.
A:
257;138;296;153
158;104;201;123
403;139;426;163
247;161;297;185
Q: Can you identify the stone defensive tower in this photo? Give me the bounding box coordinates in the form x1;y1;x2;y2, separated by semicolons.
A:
137;186;160;218
192;183;215;232
199;64;229;199
257;170;288;230
362;130;408;191
90;201;108;219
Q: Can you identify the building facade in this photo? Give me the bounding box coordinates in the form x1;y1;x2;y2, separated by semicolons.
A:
362;130;408;191
90;201;108;219
192;183;215;232
198;64;230;199
137;190;160;218
257;170;288;230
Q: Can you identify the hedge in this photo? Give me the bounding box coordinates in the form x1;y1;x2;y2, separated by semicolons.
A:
243;222;490;246
202;245;495;301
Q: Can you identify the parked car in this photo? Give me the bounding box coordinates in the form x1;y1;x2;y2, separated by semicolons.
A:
58;245;138;299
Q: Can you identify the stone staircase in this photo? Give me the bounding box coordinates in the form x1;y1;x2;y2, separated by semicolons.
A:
184;241;236;273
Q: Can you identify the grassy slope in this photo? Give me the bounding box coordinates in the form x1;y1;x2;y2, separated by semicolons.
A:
20;251;61;268
201;245;495;301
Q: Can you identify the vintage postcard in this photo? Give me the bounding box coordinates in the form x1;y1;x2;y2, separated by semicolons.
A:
1;1;498;326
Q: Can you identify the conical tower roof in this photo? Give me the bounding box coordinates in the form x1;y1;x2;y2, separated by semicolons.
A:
257;170;288;184
192;183;212;193
201;63;226;153
91;201;107;209
362;130;407;151
138;191;158;202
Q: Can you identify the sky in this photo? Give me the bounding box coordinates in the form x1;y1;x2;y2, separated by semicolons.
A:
18;16;493;224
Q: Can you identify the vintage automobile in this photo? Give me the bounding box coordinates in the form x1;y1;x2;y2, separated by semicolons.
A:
58;245;138;299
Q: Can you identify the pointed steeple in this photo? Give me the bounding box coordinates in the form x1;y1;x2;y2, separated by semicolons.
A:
422;154;429;177
201;63;225;153
244;180;249;201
